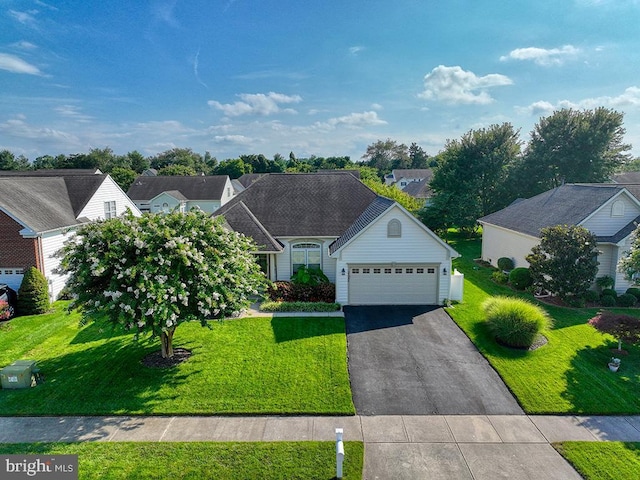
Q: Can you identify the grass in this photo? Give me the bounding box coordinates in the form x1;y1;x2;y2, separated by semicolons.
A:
447;232;640;414
260;301;342;312
0;441;364;479
0;303;354;415
554;442;640;480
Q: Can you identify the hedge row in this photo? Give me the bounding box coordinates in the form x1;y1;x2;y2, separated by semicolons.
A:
267;281;336;303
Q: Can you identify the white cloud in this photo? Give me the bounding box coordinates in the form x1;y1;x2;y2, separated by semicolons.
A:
349;46;365;55
10;41;38;50
0;118;78;143
419;65;513;105
9;9;39;26
0;53;42;75
213;135;252;145
370;103;383;111
500;45;581;66
54;105;93;122
208;92;302;117
326;111;387;128
518;86;640;116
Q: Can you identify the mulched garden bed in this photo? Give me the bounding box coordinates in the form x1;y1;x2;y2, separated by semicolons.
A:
141;348;192;368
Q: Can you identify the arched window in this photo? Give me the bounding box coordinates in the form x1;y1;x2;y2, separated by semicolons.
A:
291;243;321;274
162;202;170;213
387;219;402;238
611;200;625;217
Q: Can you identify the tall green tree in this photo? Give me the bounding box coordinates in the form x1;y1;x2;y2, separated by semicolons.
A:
421;123;521;232
409;143;430;169
514;108;631;197
0;150;31;170
158;165;197;176
150;148;208;174
526;225;599;300
213;158;249;178
59;211;267;358
110;167;138;191
361;139;410;173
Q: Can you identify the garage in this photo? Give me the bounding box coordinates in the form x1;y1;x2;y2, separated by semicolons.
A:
348;264;439;305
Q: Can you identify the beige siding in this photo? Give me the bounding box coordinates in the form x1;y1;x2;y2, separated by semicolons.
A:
582;193;640;236
274;238;338;282
334;206;454;305
78;176;141;220
481;224;539;268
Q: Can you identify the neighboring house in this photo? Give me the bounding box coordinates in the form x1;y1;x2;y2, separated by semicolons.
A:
478;183;640;293
0;174;140;299
127;175;234;213
384;168;433;188
0;169;103;176
215;173;459;305
401;178;432;202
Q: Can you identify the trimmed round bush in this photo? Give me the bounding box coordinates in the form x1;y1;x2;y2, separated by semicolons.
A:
509;267;533;290
601;294;617;307
17;266;50;316
482;296;552;348
585;290;600;302
617;293;637;307
497;257;514;271
626;287;640;300
601;288;617;298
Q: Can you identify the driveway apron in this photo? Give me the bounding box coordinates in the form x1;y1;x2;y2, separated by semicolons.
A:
344;305;523;415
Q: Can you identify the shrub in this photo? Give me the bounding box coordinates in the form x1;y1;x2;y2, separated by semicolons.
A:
491;271;508;284
0;300;12;320
626;287;640;300
509;267;533;290
617;293;637;307
566;295;586;308
260;301;341;312
601;288;618;298
585;290;600;302
497;257;514;271
596;275;615;290
267;281;335;303
17;267;50;316
290;266;329;286
482;296;552;348
601;294;617;307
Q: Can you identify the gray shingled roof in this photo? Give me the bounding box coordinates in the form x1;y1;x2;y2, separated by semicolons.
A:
153;190;188;201
329;197;395;254
612;172;640;184
0;178;82;232
402;178;432;199
393;169;433;179
215;173;379;237
218;201;284;252
237;173;266;188
0;169;102;176
127;175;229;201
63;175;109;216
478;184;625;238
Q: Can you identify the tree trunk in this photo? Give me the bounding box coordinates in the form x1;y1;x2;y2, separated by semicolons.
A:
160;327;176;358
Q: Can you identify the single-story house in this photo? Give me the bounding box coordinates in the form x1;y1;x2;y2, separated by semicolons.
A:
127;175;234;213
0;174;140;299
478;183;640;293
215;173;459;305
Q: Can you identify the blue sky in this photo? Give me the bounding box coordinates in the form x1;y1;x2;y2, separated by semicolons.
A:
1;0;640;161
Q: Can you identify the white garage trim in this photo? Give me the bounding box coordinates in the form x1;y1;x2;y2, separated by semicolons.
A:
348;263;439;305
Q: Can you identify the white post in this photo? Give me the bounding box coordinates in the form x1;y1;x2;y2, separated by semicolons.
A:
336;427;344;479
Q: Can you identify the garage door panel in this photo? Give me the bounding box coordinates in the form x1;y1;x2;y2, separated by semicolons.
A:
349;264;438;305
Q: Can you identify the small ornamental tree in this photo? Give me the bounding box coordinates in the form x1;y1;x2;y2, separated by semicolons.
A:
588;311;640;352
618;223;640;284
526;225;599;300
59;210;267;358
17;266;50;315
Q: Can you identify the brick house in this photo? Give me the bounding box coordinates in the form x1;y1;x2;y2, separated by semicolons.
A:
0;174;140;299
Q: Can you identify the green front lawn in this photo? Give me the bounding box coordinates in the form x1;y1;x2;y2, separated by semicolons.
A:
554;442;640;480
448;234;640;414
0;442;364;480
0;304;354;415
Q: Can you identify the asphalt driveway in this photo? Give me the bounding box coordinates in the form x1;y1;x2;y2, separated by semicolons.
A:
344;305;524;415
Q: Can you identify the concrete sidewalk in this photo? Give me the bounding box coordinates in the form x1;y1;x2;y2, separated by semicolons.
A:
1;414;639;479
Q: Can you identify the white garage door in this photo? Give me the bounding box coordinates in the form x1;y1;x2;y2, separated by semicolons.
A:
348;264;439;305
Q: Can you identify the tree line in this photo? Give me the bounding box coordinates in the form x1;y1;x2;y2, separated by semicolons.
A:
1;107;635;231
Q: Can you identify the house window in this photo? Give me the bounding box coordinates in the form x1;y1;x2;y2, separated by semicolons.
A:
373;268;381;274
362;268;370;273
291;243;321;274
352;268;359;274
384;268;392;274
387;219;402;238
162;202;170;213
104;201;117;219
417;268;425;273
612;200;625;217
406;268;413;274
395;268;402;274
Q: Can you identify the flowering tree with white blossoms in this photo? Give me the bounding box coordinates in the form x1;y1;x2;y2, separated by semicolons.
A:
59;210;267;358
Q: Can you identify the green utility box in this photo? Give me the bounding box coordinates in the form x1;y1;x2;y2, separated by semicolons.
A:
1;365;33;389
